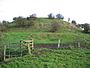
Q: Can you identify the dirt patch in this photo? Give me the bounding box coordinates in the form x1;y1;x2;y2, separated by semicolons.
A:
34;44;90;49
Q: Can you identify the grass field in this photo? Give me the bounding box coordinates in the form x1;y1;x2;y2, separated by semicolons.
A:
0;48;90;68
1;29;90;44
0;18;90;68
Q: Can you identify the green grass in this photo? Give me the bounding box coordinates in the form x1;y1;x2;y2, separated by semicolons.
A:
0;18;90;68
0;48;90;68
1;30;90;44
0;18;88;44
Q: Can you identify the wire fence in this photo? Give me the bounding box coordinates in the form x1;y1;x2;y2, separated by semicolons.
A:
0;40;90;61
0;43;28;61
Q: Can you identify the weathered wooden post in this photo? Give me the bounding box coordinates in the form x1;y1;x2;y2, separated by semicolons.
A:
4;45;6;61
77;42;80;48
27;43;31;55
58;39;60;48
20;40;22;57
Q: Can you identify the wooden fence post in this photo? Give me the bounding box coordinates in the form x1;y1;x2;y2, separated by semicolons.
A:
20;41;22;57
8;44;10;59
4;45;6;61
28;44;31;55
78;42;80;48
58;39;60;48
32;39;34;50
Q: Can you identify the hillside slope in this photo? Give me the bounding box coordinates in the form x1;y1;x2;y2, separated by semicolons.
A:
1;18;90;44
9;18;80;32
29;18;79;32
0;18;90;68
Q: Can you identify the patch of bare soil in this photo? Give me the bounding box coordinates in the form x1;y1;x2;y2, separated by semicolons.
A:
34;44;90;49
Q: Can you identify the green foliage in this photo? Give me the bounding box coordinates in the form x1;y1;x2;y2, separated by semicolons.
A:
8;18;80;32
0;18;90;68
56;13;64;19
48;13;55;19
50;22;60;32
0;48;90;68
83;23;90;33
1;30;90;44
13;16;35;27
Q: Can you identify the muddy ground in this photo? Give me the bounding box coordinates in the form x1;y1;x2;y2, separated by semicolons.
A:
34;44;90;49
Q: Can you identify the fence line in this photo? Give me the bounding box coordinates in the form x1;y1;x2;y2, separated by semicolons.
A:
0;40;90;61
0;43;28;61
0;39;34;61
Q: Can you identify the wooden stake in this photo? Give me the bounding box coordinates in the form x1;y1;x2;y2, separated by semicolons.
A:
20;41;22;57
28;44;31;55
32;39;34;49
4;45;6;61
58;39;60;48
78;42;80;48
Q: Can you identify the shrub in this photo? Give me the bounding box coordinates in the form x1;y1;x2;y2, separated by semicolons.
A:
30;14;37;18
83;23;90;33
48;13;55;19
56;14;64;19
71;20;77;25
13;16;35;27
50;22;60;32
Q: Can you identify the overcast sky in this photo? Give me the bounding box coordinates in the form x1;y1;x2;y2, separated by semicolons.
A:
0;0;90;24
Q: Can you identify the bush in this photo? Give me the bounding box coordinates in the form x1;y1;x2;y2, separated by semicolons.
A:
71;20;77;25
48;13;55;19
83;23;90;33
30;14;37;18
50;22;60;32
13;16;35;27
56;14;64;19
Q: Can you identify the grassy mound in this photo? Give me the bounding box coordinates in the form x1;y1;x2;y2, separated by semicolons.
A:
0;18;90;68
0;18;89;45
